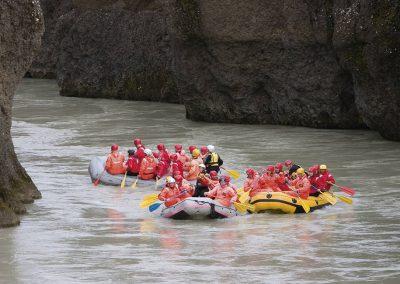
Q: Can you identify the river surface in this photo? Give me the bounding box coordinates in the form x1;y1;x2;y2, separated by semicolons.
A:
1;79;400;283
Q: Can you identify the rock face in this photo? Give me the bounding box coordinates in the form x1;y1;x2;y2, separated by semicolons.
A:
31;0;400;140
0;0;43;227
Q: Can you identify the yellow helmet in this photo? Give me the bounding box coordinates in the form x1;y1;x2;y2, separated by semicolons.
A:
296;168;305;174
320;164;327;170
192;149;200;158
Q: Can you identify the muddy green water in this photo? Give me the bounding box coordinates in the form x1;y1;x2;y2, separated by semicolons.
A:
1;79;400;283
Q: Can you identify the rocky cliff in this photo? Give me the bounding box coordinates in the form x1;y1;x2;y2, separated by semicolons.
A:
30;0;400;140
0;0;43;227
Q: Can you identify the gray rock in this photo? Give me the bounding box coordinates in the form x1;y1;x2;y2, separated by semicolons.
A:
0;0;43;227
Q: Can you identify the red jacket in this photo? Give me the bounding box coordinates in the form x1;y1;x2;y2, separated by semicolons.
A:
126;156;140;174
315;171;335;191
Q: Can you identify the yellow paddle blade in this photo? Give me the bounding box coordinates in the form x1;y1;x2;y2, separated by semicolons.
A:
120;172;127;189
297;198;310;213
226;169;240;180
320;192;337;205
236;188;244;195
140;193;159;208
234;202;254;214
335;194;353;205
131;178;138;189
239;190;250;204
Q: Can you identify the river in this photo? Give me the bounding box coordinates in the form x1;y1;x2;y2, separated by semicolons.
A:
1;79;399;283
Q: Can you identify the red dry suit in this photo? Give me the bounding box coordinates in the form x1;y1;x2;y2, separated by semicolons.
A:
139;156;157;180
287;175;311;199
275;172;290;191
126;155;140;175
136;145;146;162
158;184;184;207
184;158;201;181
171;160;183;176
315;171;336;192
105;152;126;175
243;173;259;192
257;173;281;192
206;184;237;207
156;160;169;178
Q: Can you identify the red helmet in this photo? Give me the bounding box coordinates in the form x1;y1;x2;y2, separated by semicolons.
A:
134;139;142;147
246;168;255;176
175;144;182;152
220;175;230;183
188;145;197;154
111;144;119;151
284;160;293;167
153;152;159;159
275;163;284;172
171;153;178;162
310;164;319;174
174;174;183;184
266;165;275;173
157;143;165;151
209;170;218;179
200;146;208;155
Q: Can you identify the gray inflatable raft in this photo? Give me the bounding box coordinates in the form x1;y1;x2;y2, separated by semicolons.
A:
88;156;165;187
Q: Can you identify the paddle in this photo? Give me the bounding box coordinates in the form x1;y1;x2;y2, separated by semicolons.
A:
238;189;250;204
131;177;138;189
318;190;337;205
120;172;128;189
328;182;356;196
234;202;255;214
140;193;159;208
332;193;353;204
221;167;240;180
93;168;106;186
148;191;188;212
154;177;161;190
288;187;310;213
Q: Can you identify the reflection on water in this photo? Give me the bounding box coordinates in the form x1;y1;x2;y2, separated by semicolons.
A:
0;79;399;283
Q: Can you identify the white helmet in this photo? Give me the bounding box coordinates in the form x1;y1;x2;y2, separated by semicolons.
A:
199;164;206;169
144;148;152;156
166;176;175;183
207;145;215;152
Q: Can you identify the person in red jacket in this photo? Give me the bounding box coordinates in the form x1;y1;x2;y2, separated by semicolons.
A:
125;149;140;176
257;165;281;192
184;149;202;181
308;165;320;196
139;149;157;180
200;146;208;161
157;143;170;164
243;168;258;193
188;145;197;155
208;170;220;190
170;153;183;176
105;144;127;175
175;144;190;171
205;175;237;207
315;164;335;192
158;177;186;207
174;174;194;197
287;168;311;199
134;138;146;162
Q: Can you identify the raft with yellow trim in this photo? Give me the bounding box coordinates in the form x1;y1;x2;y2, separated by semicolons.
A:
249;192;336;214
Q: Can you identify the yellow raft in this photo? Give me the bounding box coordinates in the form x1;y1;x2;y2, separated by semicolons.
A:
249;192;336;214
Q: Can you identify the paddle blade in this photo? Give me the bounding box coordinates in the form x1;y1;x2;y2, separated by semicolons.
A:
340;186;356;196
336;194;353;204
131;178;138;189
227;169;240;180
149;202;163;212
234;202;247;214
298;199;310;213
140;194;159;208
239;190;250;204
120;172;127;189
320;192;337;205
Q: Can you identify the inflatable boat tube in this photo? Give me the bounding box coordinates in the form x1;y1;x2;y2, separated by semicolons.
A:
88;156;165;187
250;191;335;214
154;197;241;219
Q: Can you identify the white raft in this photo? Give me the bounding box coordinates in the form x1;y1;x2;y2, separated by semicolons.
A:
88;156;165;187
154;197;241;219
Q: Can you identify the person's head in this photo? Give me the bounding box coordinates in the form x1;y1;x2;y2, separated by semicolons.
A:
207;145;215;153
111;144;119;152
166;176;176;188
174;144;182;153
134;139;142;147
275;163;284;173
157;143;165;151
153;152;160;159
266;165;275;176
199;164;206;173
246;168;256;178
200;146;208;155
309;165;319;176
209;170;218;180
171;153;178;162
192;149;200;158
290;172;297;180
144;148;152;157
284;160;293;168
219;175;230;186
188;145;197;154
128;149;135;156
319;164;327;174
296;167;305;177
